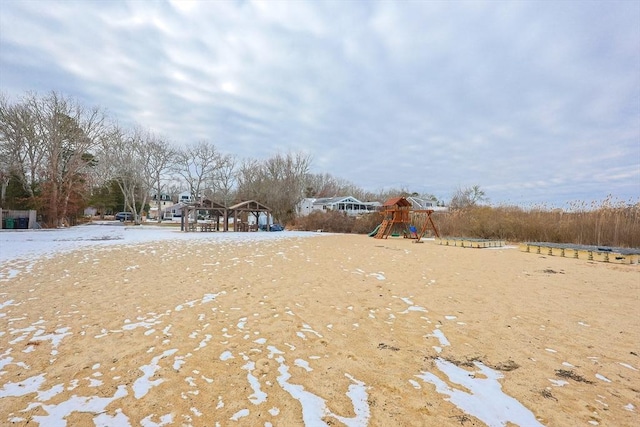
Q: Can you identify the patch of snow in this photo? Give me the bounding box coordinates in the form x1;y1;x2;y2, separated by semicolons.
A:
417;358;544;427
0;373;47;397
242;361;267;404
133;349;178;399
618;362;638;371
220;351;234;361
295;359;313;372
230;408;250;421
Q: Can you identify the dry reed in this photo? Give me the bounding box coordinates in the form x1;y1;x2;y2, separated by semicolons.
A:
436;197;639;248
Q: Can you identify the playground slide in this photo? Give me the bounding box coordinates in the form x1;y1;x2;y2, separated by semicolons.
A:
368;224;381;237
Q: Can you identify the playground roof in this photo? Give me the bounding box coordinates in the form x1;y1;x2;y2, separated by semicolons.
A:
383;197;412;207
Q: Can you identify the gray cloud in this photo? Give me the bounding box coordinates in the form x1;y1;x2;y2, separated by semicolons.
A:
1;0;637;206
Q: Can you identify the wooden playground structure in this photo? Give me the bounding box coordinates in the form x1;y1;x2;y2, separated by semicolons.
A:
373;197;440;242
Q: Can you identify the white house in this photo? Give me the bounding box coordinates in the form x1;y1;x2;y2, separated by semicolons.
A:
159;192;196;220
406;196;448;211
297;198;317;217
178;191;193;204
161;202;188;220
148;193;174;220
297;196;380;217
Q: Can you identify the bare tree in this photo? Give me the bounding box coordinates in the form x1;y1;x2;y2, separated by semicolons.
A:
0;168;9;205
0;93;44;204
104;126;155;224
0;96;18;204
84;141;117;215
205;153;237;206
0;92;107;226
236;158;265;199
174;140;225;204
237;152;311;223
165;180;183;204
450;185;488;209
145;135;176;222
303;172;385;203
304;173;343;198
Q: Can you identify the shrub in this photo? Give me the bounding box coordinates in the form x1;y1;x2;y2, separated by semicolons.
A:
292;211;380;234
352;213;383;234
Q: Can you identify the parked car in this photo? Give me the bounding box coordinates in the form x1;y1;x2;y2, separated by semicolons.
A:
115;212;134;221
259;223;284;231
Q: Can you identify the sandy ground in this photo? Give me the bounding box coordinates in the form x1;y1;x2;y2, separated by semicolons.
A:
1;232;638;426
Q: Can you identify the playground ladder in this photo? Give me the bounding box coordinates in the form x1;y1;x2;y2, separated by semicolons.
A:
375;219;391;239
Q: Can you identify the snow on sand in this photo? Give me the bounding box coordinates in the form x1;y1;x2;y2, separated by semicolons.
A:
1;224;637;426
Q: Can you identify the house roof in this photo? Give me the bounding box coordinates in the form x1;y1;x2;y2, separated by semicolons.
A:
168;202;188;209
406;196;436;209
313;196;364;205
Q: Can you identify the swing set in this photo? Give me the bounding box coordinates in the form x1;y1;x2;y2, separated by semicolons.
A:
373;197;440;242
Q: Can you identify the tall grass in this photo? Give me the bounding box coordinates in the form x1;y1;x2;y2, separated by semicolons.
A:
290;198;639;248
436;197;640;248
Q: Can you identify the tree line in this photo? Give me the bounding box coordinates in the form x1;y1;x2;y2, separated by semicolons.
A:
0;91;441;227
3;91;635;247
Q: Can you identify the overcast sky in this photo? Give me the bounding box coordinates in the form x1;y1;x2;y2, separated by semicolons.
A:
1;0;638;207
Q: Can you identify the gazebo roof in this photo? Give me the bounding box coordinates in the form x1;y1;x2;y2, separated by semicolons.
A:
201;200;227;210
228;200;271;212
180;201;226;212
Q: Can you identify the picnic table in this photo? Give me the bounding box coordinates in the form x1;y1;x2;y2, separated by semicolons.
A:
199;222;215;232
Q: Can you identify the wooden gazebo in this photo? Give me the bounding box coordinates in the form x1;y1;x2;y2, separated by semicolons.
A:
227;200;272;232
181;200;227;232
180;199;273;232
